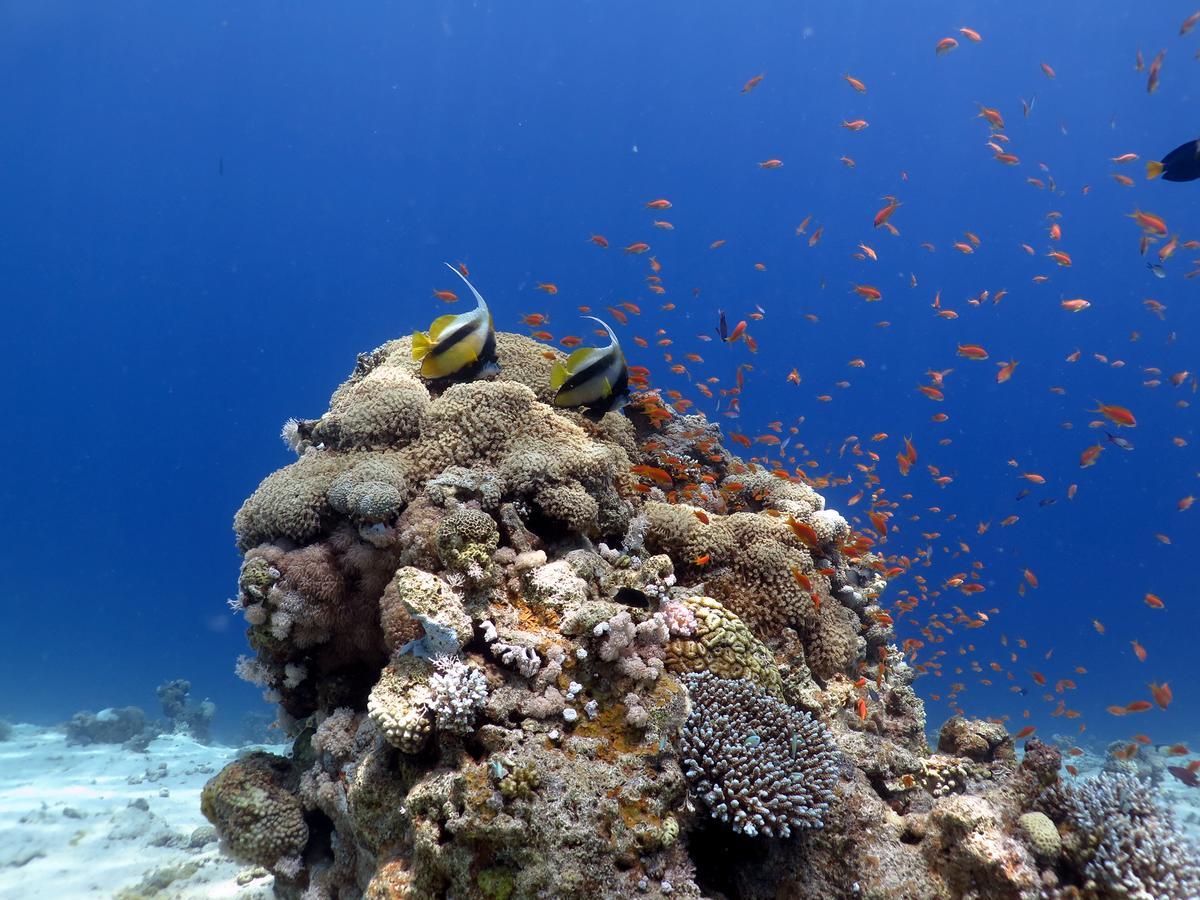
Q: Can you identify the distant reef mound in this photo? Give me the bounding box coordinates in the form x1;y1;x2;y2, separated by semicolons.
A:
205;331;1200;899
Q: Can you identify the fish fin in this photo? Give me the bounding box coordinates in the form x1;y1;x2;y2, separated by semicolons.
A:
444;262;488;311
428;314;458;340
600;377;613;398
1146;160;1164;179
550;360;569;391
565;347;598;370
412;330;433;361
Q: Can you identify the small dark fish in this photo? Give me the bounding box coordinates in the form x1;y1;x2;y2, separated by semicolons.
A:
1168;766;1199;788
1147;263;1166;278
1038;498;1057;507
716;309;729;342
1016;488;1030;501
1147;139;1200;182
1105;431;1134;451
612;587;649;608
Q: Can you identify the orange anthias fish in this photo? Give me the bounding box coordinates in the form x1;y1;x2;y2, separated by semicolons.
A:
624;242;650;254
741;73;764;94
1092;402;1136;427
935;36;959;55
759;159;784;169
644;198;672;210
853;284;883;301
956;344;989;360
1129;209;1168;235
873;200;901;228
843;74;867;92
1148;683;1173;710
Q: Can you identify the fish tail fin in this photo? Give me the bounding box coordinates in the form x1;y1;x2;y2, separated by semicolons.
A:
412;330;433;361
1146;160;1164;179
550;360;569;391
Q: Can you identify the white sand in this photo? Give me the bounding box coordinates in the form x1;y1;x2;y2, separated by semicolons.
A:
0;725;288;899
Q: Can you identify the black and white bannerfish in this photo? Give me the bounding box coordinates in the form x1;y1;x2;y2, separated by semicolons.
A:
1146;139;1200;182
412;263;499;380
550;316;630;420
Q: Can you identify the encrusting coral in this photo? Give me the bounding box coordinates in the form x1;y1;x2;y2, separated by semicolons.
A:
206;328;1200;899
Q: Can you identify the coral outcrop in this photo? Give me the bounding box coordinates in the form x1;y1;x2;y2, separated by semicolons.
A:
206;330;1199;898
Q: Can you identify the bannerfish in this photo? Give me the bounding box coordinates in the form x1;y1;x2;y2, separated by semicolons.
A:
550;316;630;420
1146;139;1200;182
412;263;498;380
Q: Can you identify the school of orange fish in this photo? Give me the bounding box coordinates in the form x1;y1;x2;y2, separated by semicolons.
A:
432;15;1200;782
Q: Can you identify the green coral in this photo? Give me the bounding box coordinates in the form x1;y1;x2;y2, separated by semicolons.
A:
199;752;307;868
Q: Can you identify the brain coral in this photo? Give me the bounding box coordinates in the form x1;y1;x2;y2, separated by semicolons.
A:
664;596;783;696
200;751;307;868
680;672;839;838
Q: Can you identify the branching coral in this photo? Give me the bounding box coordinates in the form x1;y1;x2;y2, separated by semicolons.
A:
1049;773;1200;899
679;672;839;838
427;655;488;736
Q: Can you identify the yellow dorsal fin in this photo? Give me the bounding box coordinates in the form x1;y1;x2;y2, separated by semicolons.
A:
600;376;612;398
566;347;599;370
428;314;459;340
550;360;569;391
412;330;433;361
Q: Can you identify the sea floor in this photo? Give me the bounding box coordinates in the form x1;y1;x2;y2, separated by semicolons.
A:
1;723;1198;899
0;725;286;899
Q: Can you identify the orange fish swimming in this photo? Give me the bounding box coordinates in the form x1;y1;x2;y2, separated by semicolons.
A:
1092;402;1136;427
1149;682;1172;709
741;73;764;94
843;74;867;92
1129;209;1168;235
935;36;959;55
624;242;650;254
956;344;988;360
645;198;672;210
759;159;783;169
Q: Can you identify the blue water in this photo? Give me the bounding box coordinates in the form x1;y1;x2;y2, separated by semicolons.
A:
1;1;1196;747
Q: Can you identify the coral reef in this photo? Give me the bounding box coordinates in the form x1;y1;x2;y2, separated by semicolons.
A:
205;329;1199;898
1039;772;1200;898
156;678;216;743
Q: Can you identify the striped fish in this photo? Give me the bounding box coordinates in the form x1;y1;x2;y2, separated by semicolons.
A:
412;263;498;380
550;316;630;420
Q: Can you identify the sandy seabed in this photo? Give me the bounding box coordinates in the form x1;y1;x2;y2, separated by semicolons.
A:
0;725;286;899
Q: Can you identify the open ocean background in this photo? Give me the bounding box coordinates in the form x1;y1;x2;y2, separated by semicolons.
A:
0;1;1196;748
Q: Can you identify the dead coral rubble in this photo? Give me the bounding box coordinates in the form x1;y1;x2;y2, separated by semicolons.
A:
205;331;1199;899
